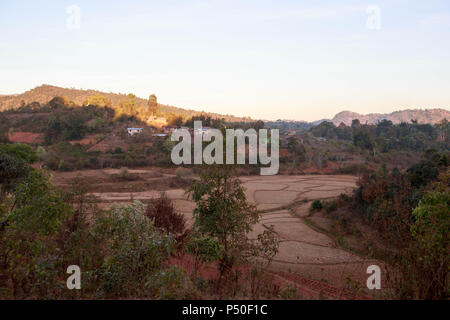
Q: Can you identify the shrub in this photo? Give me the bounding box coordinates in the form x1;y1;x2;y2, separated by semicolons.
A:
145;193;187;238
119;167;129;179
146;266;199;299
0;143;38;163
324;200;337;213
93;201;175;297
36;146;47;159
113;147;123;154
44;155;60;170
311;199;323;211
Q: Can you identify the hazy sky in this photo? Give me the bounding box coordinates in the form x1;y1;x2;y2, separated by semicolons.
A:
1;0;449;121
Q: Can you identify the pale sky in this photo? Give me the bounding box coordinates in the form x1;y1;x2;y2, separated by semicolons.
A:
1;0;449;121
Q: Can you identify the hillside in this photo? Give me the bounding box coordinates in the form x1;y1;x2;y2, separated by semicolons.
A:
331;109;449;125
0;84;252;123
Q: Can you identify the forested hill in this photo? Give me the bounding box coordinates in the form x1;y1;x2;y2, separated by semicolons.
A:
0;84;253;123
331;109;450;125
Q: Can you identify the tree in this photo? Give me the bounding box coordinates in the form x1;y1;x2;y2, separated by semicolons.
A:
48;96;70;109
188;165;278;290
118;94;139;117
287;136;306;170
351;119;360;128
0;170;71;297
93;201;174;297
0;122;9;143
62;111;88;140
5;170;70;236
0;143;38;163
145;193;187;239
404;175;449;299
148;94;158;116
0;153;31;202
83;95;112;108
395;173;450;299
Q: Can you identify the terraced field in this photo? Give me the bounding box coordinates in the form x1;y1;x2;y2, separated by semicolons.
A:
53;169;380;298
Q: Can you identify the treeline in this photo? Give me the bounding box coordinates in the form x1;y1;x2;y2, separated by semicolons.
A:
347;148;449;299
310;119;449;153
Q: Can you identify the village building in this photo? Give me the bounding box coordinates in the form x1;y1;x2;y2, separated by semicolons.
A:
127;127;143;136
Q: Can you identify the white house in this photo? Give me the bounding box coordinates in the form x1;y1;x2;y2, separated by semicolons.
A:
127;128;143;136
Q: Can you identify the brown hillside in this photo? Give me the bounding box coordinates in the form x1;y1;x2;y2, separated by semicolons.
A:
0;84;253;123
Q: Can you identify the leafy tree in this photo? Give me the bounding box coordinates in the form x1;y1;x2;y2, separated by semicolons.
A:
0;153;31;201
6;170;70;236
186;233;223;277
407;177;449;299
188;165;278;287
0;122;9;143
287;136;306;169
83;95;112;108
148;94;158;116
0;170;71;297
351;119;360;128
61;111;88;140
145;193;187;238
93;201;174;297
48;96;70;109
406;150;443;188
0;143;38;163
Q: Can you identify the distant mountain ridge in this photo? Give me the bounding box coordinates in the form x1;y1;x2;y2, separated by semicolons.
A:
331;109;449;126
0;84;253;123
0;85;448;125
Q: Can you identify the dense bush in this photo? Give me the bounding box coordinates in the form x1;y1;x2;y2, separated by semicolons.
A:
311;199;323;211
0;143;38;163
348;150;449;299
145;193;187;239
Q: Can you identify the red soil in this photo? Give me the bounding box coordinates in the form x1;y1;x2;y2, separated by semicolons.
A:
8;132;44;144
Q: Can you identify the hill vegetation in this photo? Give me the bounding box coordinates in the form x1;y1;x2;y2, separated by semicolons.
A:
0;84;254;124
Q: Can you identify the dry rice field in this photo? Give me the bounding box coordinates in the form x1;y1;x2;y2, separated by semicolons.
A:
52;169;382;299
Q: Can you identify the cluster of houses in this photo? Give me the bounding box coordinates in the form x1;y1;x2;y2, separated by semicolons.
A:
127;125;212;137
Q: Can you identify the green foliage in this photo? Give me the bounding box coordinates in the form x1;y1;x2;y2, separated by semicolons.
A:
1;178;190;299
9;170;70;236
61;111;88;140
83;95;112;108
348;150;448;299
48;96;70;109
407;180;449;299
0;170;71;298
324;200;337;213
407;149;443;188
0;153;31;196
311;199;323;211
309;119;442;154
0;143;38;163
186;233;223;265
146;266;198;299
188;165;278;284
92;201;175;297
